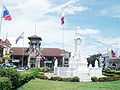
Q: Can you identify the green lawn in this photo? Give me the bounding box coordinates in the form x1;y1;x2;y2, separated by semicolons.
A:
17;79;120;90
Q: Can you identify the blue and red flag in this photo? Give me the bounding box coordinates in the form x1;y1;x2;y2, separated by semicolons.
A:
61;12;65;25
15;32;24;44
111;49;115;57
61;16;64;25
3;5;12;20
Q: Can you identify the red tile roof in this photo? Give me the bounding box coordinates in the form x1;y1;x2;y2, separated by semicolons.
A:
11;47;29;56
11;47;62;57
3;39;11;46
0;43;4;48
41;48;62;56
28;35;42;41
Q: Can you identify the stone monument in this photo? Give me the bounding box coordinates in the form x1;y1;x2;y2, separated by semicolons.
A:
53;27;103;82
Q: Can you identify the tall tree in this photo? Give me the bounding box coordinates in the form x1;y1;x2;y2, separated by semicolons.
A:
87;54;100;67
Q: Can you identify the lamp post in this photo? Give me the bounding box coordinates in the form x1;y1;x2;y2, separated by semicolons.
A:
97;41;118;68
97;41;118;57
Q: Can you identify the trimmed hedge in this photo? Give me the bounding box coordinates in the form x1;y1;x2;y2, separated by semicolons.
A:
101;69;120;82
36;72;48;80
51;77;62;81
0;67;20;89
50;76;79;82
71;76;79;82
37;71;80;82
0;67;40;89
18;68;40;87
91;76;98;82
0;77;12;90
38;67;51;72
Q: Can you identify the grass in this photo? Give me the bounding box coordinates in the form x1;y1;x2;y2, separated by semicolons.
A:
17;78;120;90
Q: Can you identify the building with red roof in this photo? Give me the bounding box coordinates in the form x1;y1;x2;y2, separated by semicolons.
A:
10;35;70;68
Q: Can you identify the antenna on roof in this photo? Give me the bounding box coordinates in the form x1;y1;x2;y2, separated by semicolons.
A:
35;24;36;35
6;32;8;39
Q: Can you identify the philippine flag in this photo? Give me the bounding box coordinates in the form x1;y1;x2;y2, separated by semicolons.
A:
15;32;24;44
3;5;12;20
61;16;64;25
61;12;64;25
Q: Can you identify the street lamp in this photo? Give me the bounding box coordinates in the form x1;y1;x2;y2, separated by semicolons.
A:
97;41;109;54
97;41;118;68
97;41;118;49
97;41;118;56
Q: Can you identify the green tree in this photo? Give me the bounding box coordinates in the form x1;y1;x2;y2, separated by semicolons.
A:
87;54;100;67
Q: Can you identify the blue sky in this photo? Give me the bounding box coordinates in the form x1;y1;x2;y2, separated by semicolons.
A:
0;0;120;57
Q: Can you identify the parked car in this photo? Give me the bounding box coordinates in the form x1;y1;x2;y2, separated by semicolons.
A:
0;63;15;67
17;66;29;71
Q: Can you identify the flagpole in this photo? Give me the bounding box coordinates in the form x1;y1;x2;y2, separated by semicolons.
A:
61;9;65;67
35;24;36;35
0;0;3;41
62;24;64;50
62;24;65;67
21;33;24;67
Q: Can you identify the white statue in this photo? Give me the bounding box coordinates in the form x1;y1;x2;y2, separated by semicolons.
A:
95;60;99;68
54;57;58;67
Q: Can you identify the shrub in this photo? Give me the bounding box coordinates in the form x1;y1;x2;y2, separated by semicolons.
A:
71;76;79;82
91;76;98;82
37;74;48;79
51;77;62;81
113;75;120;80
62;78;72;82
106;77;115;81
30;68;40;77
98;77;107;82
0;77;12;90
0;67;20;89
38;67;51;72
114;71;120;75
98;77;114;82
19;69;39;87
102;73;114;77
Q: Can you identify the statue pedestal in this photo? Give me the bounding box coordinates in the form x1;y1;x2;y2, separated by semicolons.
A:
54;66;58;75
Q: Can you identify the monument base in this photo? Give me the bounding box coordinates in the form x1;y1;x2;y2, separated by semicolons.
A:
53;58;103;82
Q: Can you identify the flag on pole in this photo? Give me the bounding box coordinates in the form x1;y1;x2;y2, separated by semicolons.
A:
3;5;12;20
61;11;64;25
61;16;64;25
111;49;115;57
15;32;24;44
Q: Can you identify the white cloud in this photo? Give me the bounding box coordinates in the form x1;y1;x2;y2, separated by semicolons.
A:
44;0;87;15
1;0;120;59
63;5;87;15
79;28;100;35
99;5;120;17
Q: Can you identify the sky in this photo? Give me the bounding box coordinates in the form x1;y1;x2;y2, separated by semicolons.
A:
0;0;120;58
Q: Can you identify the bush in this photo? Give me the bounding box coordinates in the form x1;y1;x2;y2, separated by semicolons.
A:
19;69;40;87
51;77;62;81
106;77;115;81
30;68;40;77
0;67;20;89
38;67;51;73
114;71;120;75
91;76;98;82
49;76;79;82
37;74;48;80
102;73;114;77
113;75;120;80
62;78;72;82
71;76;79;82
98;77;107;82
0;77;12;90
